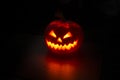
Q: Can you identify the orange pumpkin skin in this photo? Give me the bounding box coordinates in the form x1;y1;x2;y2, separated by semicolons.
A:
44;20;84;54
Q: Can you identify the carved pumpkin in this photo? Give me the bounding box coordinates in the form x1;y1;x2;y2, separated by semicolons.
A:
44;20;83;54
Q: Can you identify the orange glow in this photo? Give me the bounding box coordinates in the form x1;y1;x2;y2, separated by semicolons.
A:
47;62;75;79
49;30;56;38
57;37;62;43
45;57;79;80
46;40;78;51
63;32;72;39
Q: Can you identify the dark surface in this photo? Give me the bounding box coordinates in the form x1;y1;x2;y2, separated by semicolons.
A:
3;0;120;79
7;35;102;80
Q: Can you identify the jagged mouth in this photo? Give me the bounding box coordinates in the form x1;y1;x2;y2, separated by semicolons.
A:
46;40;78;51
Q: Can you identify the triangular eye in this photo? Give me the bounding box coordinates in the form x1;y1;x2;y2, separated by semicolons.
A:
49;30;57;38
63;32;72;39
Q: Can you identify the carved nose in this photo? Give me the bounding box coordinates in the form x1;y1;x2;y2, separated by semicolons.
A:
57;37;62;43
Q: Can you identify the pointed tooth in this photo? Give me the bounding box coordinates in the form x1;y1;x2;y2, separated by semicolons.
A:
58;44;62;50
62;45;66;51
64;44;67;50
51;43;54;48
66;44;71;50
47;41;51;46
54;44;58;50
54;44;57;50
56;44;59;50
70;43;74;48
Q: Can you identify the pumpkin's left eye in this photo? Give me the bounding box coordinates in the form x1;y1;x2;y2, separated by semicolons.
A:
49;30;57;38
63;32;72;39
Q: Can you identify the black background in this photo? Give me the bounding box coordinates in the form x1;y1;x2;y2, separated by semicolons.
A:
3;0;120;80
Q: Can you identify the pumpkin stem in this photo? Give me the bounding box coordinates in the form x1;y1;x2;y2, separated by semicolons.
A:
55;9;66;21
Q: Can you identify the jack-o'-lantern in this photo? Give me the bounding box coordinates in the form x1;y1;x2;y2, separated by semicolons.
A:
44;20;83;54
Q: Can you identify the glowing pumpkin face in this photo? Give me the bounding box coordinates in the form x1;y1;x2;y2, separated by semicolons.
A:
44;20;83;54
